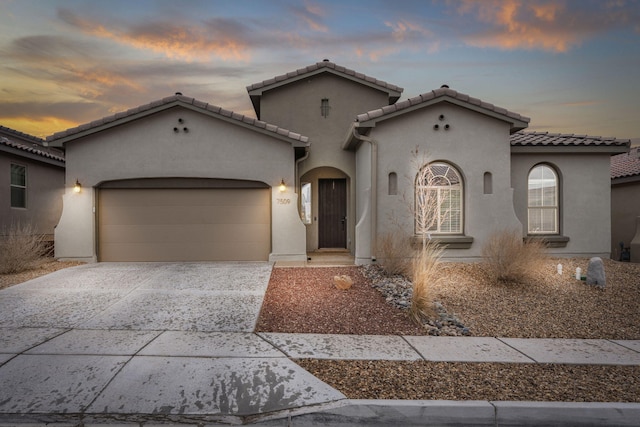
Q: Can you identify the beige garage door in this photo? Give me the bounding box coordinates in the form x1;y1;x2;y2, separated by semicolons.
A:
98;188;270;262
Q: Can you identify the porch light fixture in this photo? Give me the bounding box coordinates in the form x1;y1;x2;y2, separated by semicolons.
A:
279;179;286;192
73;179;82;193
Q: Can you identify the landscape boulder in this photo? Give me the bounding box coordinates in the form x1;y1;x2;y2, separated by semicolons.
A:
334;275;353;290
586;257;606;288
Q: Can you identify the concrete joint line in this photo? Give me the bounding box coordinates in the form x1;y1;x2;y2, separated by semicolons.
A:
400;335;427;361
496;337;539;363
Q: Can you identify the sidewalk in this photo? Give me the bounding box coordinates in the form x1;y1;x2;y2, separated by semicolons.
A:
1;330;639;426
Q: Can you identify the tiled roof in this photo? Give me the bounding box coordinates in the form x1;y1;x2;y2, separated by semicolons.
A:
0;135;65;162
246;59;404;96
0;125;45;144
355;86;530;130
611;147;640;179
511;131;631;149
46;94;309;145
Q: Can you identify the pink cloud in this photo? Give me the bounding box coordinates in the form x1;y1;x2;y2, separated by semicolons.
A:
453;0;636;53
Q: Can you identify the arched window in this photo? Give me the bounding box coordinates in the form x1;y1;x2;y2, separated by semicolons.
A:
415;162;463;235
528;164;558;234
388;172;397;195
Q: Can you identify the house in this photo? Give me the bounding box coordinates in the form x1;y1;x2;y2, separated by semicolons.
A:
0;126;65;242
611;146;640;262
45;60;630;263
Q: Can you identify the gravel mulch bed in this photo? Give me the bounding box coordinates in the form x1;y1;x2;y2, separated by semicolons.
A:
296;360;640;402
257;259;640;339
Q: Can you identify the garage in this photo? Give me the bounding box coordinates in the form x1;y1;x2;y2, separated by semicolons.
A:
97;181;271;262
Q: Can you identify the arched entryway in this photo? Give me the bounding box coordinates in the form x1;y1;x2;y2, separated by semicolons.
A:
299;167;351;252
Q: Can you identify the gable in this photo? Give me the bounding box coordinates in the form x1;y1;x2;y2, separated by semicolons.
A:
46;94;309;148
247;60;403;118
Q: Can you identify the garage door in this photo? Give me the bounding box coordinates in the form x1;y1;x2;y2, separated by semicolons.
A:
98;188;270;262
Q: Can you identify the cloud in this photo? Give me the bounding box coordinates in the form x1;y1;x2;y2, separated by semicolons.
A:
290;2;329;32
453;0;639;52
57;8;253;61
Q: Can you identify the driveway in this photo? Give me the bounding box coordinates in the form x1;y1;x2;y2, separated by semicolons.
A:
0;263;346;424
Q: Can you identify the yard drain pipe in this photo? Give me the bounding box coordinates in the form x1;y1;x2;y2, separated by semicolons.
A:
352;127;377;261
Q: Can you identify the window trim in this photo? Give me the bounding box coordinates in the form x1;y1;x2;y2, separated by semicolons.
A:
10;163;27;209
527;163;559;235
415;162;463;236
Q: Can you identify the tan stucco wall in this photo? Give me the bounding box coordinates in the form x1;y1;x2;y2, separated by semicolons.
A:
511;153;613;258
611;180;640;261
259;73;392;253
55;106;305;261
357;102;522;262
0;153;64;239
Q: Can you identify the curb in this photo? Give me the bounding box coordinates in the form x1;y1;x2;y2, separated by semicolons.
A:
2;400;639;426
250;400;640;426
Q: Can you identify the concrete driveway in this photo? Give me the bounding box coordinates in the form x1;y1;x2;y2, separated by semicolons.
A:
0;262;346;425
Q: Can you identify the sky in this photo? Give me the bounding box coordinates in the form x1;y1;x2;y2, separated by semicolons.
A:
0;0;639;141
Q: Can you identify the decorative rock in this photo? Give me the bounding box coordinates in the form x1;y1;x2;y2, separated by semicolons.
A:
586;257;606;288
334;275;353;290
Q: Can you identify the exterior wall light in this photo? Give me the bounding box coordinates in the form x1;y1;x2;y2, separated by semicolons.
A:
279;179;286;192
73;179;82;193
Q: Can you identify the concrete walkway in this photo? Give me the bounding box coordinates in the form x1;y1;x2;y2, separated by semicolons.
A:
1;263;639;426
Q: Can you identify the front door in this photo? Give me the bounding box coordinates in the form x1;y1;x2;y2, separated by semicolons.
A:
318;178;347;248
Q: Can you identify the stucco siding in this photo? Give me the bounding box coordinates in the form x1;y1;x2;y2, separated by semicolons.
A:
370;102;521;260
512;153;613;258
55;106;303;261
0;153;64;239
611;180;640;260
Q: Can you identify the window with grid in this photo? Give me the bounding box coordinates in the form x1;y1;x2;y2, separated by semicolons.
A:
10;163;27;208
415;162;462;235
528;164;558;234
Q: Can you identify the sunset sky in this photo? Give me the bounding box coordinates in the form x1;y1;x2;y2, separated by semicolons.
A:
1;0;639;141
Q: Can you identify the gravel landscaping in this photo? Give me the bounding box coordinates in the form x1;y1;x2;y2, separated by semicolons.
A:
257;258;640;402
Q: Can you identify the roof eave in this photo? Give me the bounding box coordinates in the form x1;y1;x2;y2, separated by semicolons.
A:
357;96;529;133
47;99;309;148
247;67;403;102
511;145;630;154
612;175;640;185
0;144;65;167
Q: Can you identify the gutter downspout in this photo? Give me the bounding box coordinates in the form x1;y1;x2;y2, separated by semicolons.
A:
352;128;377;262
295;146;310;194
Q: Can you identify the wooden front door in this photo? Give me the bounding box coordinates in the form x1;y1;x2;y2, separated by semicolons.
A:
318;178;347;248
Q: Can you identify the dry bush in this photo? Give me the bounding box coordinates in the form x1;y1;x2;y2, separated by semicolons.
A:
377;232;413;277
482;229;548;283
410;241;443;324
0;223;47;274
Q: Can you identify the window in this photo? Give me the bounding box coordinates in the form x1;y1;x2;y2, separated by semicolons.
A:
528;164;558;234
300;182;312;224
483;172;493;194
388;172;397;195
415;162;462;235
320;98;330;118
10;163;26;208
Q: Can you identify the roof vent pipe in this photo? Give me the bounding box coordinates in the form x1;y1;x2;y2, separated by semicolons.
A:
441;84;449;89
175;92;183;96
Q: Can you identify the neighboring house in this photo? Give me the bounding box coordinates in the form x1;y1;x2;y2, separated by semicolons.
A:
611;146;640;262
0;126;65;242
45;60;630;263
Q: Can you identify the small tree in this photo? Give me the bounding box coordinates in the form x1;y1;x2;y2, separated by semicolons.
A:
0;223;47;274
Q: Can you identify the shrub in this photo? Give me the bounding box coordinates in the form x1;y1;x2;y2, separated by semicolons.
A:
481;229;547;283
409;240;443;324
377;232;413;277
0;223;47;274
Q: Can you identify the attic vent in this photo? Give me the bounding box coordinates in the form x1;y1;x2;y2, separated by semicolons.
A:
323;58;330;62
175;92;183;96
441;84;449;89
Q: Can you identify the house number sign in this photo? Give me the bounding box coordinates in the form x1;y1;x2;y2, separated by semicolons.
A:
276;198;291;205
